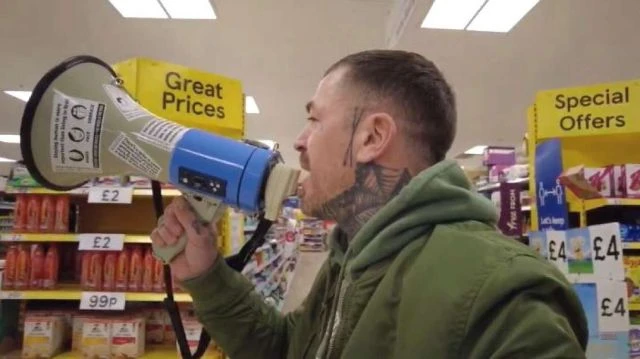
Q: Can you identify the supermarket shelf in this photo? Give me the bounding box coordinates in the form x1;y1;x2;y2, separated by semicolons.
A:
631;303;640;311
7;345;222;359
5;186;181;197
476;177;529;192
0;233;151;243
624;242;640;250
0;284;192;302
573;197;640;212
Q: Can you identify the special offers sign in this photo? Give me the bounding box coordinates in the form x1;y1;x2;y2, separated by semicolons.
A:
535;79;640;140
113;58;245;139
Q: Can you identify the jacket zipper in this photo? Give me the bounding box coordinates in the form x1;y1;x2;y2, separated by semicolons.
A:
326;278;348;358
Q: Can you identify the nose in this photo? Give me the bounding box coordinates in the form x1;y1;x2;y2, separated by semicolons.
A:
293;128;308;153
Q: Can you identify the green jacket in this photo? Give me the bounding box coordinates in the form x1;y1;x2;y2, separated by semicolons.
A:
183;160;588;359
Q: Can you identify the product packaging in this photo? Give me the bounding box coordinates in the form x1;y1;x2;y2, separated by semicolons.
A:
81;317;111;358
111;316;146;358
22;313;65;358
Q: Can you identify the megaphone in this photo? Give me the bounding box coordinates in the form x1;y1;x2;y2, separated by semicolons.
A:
19;55;300;358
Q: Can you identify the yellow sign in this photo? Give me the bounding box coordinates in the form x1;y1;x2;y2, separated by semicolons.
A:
113;58;245;139
535;79;640;139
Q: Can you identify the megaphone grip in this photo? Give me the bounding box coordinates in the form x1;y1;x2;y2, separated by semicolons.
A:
152;194;225;264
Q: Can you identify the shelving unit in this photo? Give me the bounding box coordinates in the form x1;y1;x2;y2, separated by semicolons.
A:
524;77;640;358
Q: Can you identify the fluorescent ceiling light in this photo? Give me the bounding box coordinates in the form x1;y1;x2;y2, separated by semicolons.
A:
160;0;217;19
108;0;168;19
0;157;16;163
0;135;20;144
464;145;488;155
421;0;486;30
245;96;260;114
4;91;31;102
466;0;540;33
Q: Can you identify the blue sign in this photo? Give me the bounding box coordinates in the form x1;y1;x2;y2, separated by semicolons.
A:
535;138;569;230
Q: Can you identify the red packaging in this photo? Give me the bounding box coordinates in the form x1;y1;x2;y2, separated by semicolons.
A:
3;245;17;289
584;167;614;198
15;245;30;289
80;252;92;289
115;248;130;291
103;252;117;291
623;164;640;198
86;252;104;291
25;196;41;233
75;251;83;281
128;246;144;291
142;248;154;292
152;257;165;293
54;196;70;233
29;244;45;289
39;195;55;232
43;245;59;289
13;194;28;232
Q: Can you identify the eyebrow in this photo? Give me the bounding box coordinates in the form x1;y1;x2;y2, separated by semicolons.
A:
306;101;313;113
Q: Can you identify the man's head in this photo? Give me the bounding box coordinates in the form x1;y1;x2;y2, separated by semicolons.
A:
294;50;457;222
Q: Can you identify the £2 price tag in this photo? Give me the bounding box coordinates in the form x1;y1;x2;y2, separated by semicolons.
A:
596;280;629;333
589;223;624;281
80;292;126;311
88;186;133;204
546;230;568;275
77;234;125;251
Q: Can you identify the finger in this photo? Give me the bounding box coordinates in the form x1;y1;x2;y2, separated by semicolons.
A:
162;210;184;238
150;228;166;247
174;204;203;239
157;225;178;246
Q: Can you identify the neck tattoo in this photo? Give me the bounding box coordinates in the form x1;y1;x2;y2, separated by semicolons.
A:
316;163;412;239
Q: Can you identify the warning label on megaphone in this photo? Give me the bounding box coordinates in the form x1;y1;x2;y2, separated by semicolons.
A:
51;90;105;173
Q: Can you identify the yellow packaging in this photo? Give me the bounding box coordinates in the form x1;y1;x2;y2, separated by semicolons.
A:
625;256;640;303
22;314;65;358
111;316;146;358
72;314;93;352
81;318;111;359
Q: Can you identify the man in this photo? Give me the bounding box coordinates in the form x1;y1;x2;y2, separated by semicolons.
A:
151;50;588;358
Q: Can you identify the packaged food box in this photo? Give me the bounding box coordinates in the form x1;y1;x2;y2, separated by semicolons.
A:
623;164;640;198
625;256;640;304
81;317;111;359
111;316;146;358
22;313;65;358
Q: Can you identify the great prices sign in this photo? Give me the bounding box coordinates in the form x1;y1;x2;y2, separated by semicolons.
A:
114;58;245;139
535;80;640;139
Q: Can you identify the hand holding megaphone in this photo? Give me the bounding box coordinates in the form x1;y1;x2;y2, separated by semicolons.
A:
151;196;219;282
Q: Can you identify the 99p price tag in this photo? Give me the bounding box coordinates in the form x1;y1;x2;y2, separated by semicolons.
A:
88;186;133;204
77;234;125;251
596;281;629;333
80;292;126;311
589;223;624;281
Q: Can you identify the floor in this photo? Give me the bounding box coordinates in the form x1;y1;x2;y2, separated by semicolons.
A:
282;251;328;313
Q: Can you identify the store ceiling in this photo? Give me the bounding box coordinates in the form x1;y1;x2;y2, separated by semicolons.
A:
0;0;638;176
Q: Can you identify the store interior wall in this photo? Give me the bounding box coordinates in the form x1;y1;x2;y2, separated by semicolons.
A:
0;0;639;175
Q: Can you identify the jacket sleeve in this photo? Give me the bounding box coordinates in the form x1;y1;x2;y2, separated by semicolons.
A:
460;255;589;359
180;256;307;359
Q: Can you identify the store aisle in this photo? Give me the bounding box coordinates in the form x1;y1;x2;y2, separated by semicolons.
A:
282;251;328;313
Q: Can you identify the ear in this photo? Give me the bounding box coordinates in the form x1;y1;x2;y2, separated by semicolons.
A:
354;112;398;163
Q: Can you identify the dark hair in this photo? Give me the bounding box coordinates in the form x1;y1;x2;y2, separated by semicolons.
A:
325;50;457;163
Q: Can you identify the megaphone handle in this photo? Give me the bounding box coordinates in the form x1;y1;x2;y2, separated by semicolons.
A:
152;193;226;265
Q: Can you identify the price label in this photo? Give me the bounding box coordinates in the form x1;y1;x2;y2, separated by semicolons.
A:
546;230;568;274
596;281;629;333
589;223;624;280
0;234;22;242
88;187;133;204
77;234;125;251
80;292;126;311
1;291;23;300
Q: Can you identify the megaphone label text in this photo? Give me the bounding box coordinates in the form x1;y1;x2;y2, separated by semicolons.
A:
108;133;161;178
103;84;149;122
134;118;188;152
51;90;105;173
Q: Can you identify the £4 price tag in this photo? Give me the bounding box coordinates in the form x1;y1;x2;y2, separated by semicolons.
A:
80;292;126;311
88;186;133;204
596;281;629;333
589;223;624;281
77;234;125;251
546;230;568;275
